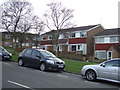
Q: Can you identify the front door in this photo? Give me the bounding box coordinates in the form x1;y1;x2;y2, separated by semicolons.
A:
107;51;112;60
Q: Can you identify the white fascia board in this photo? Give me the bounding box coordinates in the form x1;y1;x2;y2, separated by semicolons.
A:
95;50;107;52
94;34;120;38
86;24;103;32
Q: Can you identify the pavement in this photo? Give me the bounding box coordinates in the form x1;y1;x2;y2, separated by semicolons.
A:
1;61;120;89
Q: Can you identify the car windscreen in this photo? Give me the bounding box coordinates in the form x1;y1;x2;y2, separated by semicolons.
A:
0;47;6;53
40;51;56;58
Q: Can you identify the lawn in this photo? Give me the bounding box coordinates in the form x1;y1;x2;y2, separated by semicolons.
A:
4;47;20;62
63;59;99;74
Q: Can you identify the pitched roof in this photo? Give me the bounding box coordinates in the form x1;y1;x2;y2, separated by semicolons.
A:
95;28;120;36
41;24;99;36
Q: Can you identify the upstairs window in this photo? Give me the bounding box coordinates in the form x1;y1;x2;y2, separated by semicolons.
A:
5;34;11;39
110;36;118;43
42;36;48;41
59;33;68;39
80;32;86;37
96;37;104;43
48;36;52;40
70;33;75;38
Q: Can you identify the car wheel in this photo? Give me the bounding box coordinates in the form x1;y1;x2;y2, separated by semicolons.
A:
85;70;96;81
18;59;24;66
40;63;46;71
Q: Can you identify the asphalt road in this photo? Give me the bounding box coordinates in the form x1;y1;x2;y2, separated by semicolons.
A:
2;61;120;89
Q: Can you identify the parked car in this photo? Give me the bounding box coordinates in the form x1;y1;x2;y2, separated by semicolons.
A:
81;58;120;83
0;46;12;61
18;48;65;71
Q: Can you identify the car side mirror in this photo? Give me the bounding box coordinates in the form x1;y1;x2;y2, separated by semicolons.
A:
100;63;105;67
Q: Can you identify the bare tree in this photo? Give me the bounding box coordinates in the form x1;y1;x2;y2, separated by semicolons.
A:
44;1;75;56
17;16;33;47
1;0;33;48
32;16;45;48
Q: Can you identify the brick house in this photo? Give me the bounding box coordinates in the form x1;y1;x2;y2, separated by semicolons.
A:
94;28;120;60
40;24;104;58
2;32;39;48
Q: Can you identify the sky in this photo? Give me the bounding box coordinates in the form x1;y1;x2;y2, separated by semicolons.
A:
27;0;119;29
0;0;119;31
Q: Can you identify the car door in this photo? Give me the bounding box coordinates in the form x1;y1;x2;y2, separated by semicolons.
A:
98;60;119;81
30;50;41;67
23;49;32;66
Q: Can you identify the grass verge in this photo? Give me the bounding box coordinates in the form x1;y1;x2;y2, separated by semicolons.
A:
4;47;20;62
63;59;99;74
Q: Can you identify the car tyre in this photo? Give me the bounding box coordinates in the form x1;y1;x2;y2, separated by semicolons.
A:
18;59;24;66
40;63;46;71
85;70;96;81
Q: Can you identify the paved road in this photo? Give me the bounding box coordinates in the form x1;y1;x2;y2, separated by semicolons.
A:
2;61;119;89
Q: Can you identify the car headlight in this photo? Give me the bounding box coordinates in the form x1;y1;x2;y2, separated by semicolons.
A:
9;53;12;56
47;60;55;64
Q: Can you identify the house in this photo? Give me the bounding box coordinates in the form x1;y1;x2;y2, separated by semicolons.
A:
94;28;120;60
40;24;104;59
2;32;39;48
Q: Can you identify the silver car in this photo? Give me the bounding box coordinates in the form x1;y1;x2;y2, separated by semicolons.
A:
81;58;120;83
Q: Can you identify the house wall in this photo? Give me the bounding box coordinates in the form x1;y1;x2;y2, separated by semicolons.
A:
69;38;86;44
86;26;104;57
95;43;119;50
62;45;68;53
47;46;53;52
2;32;36;48
108;46;120;58
40;40;52;45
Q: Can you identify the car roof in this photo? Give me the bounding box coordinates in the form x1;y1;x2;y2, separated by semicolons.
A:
36;49;48;52
110;58;120;60
26;48;47;52
106;58;120;62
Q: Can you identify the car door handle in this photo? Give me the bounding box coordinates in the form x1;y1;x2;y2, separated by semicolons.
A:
114;69;118;71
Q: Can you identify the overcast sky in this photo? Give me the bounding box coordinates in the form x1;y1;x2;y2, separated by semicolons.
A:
28;0;119;29
1;0;119;30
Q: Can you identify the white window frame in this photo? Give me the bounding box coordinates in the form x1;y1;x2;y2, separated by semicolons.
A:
95;50;107;59
68;44;86;54
110;36;118;43
5;42;11;46
69;33;76;38
107;51;112;60
59;45;62;51
48;36;52;40
26;43;29;46
5;34;11;39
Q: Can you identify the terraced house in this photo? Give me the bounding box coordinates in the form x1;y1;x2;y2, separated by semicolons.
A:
2;32;39;49
40;24;104;59
94;28;120;60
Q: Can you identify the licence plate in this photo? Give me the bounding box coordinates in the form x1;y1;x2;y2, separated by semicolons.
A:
4;56;9;58
58;65;64;68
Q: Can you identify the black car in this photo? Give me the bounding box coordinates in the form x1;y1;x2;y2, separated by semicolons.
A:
0;46;12;61
18;48;65;71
